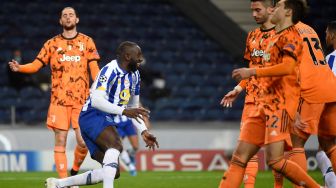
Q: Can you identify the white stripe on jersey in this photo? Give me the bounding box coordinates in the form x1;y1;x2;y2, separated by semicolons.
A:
326;50;336;75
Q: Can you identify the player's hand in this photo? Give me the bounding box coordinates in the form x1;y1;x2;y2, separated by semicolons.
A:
122;107;150;123
294;112;308;131
232;68;256;82
141;130;159;151
220;89;240;108
8;59;20;72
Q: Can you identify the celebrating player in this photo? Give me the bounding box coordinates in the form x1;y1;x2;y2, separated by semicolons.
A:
45;41;159;188
8;7;100;179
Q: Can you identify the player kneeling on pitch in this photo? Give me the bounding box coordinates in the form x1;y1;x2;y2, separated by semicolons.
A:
45;41;159;188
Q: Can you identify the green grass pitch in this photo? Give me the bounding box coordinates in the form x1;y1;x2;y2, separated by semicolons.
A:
0;171;324;188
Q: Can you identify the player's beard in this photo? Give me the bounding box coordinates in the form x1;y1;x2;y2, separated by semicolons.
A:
255;15;267;25
128;59;138;72
63;23;76;31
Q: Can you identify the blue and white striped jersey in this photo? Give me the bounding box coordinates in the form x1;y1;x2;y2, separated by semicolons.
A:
326;50;336;75
82;59;141;115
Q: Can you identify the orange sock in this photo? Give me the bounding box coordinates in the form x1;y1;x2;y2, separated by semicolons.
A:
244;155;258;188
72;145;88;172
288;148;307;171
54;146;68;178
326;145;336;173
268;157;320;188
272;169;283;188
219;154;246;188
288;148;306;188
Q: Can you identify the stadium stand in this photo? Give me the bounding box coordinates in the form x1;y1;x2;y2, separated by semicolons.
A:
7;0;333;123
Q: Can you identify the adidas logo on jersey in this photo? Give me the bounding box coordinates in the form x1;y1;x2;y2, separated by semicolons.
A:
270;130;278;136
60;54;81;62
251;48;264;57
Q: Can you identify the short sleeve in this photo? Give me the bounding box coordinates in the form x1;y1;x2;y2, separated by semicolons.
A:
243;32;252;62
95;66;116;92
281;33;303;61
36;40;52;65
86;38;100;62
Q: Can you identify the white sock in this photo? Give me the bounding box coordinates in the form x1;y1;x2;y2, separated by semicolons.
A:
316;150;336;187
103;148;120;188
120;150;136;171
58;169;103;187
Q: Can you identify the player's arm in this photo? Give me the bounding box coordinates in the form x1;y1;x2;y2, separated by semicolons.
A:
88;61;100;81
232;55;296;81
220;78;246;108
8;59;44;73
87;38;101;81
91;88;126;115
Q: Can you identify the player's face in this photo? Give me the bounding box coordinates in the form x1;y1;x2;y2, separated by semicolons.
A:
326;28;334;48
251;2;269;24
60;8;78;31
271;0;286;25
128;46;144;72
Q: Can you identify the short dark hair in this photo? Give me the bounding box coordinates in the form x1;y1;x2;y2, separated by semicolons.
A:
116;41;138;59
60;7;78;18
284;0;308;24
327;21;336;34
251;0;276;7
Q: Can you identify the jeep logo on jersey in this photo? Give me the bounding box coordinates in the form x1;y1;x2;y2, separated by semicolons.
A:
59;54;81;62
251;48;264;57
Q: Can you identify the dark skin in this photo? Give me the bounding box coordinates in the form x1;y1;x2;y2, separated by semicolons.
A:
91;44;159;178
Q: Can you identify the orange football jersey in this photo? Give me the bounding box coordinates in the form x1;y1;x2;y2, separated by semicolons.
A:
296;22;336;103
243;27;276;103
258;25;303;119
36;33;100;106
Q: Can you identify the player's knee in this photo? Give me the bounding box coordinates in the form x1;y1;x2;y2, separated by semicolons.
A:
318;135;336;151
231;153;248;168
77;140;87;149
113;142;123;153
267;157;285;172
55;136;67;146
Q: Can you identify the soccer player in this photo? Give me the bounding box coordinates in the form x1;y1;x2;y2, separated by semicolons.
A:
220;0;277;187
219;0;322;187
8;7;100;179
45;41;159;188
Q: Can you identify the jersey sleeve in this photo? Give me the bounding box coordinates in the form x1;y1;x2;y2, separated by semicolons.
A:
243;32;252;62
95;66;116;93
280;33;303;61
86;38;100;62
36;40;52;65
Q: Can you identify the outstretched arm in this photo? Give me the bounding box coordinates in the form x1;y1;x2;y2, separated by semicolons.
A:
8;59;43;73
232;55;296;81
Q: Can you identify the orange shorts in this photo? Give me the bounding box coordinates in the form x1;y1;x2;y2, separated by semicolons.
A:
319;102;336;137
240;102;256;129
239;104;292;148
46;104;81;130
290;98;324;140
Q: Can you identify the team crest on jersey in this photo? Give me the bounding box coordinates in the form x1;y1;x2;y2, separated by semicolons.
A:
99;75;108;83
78;42;84;51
